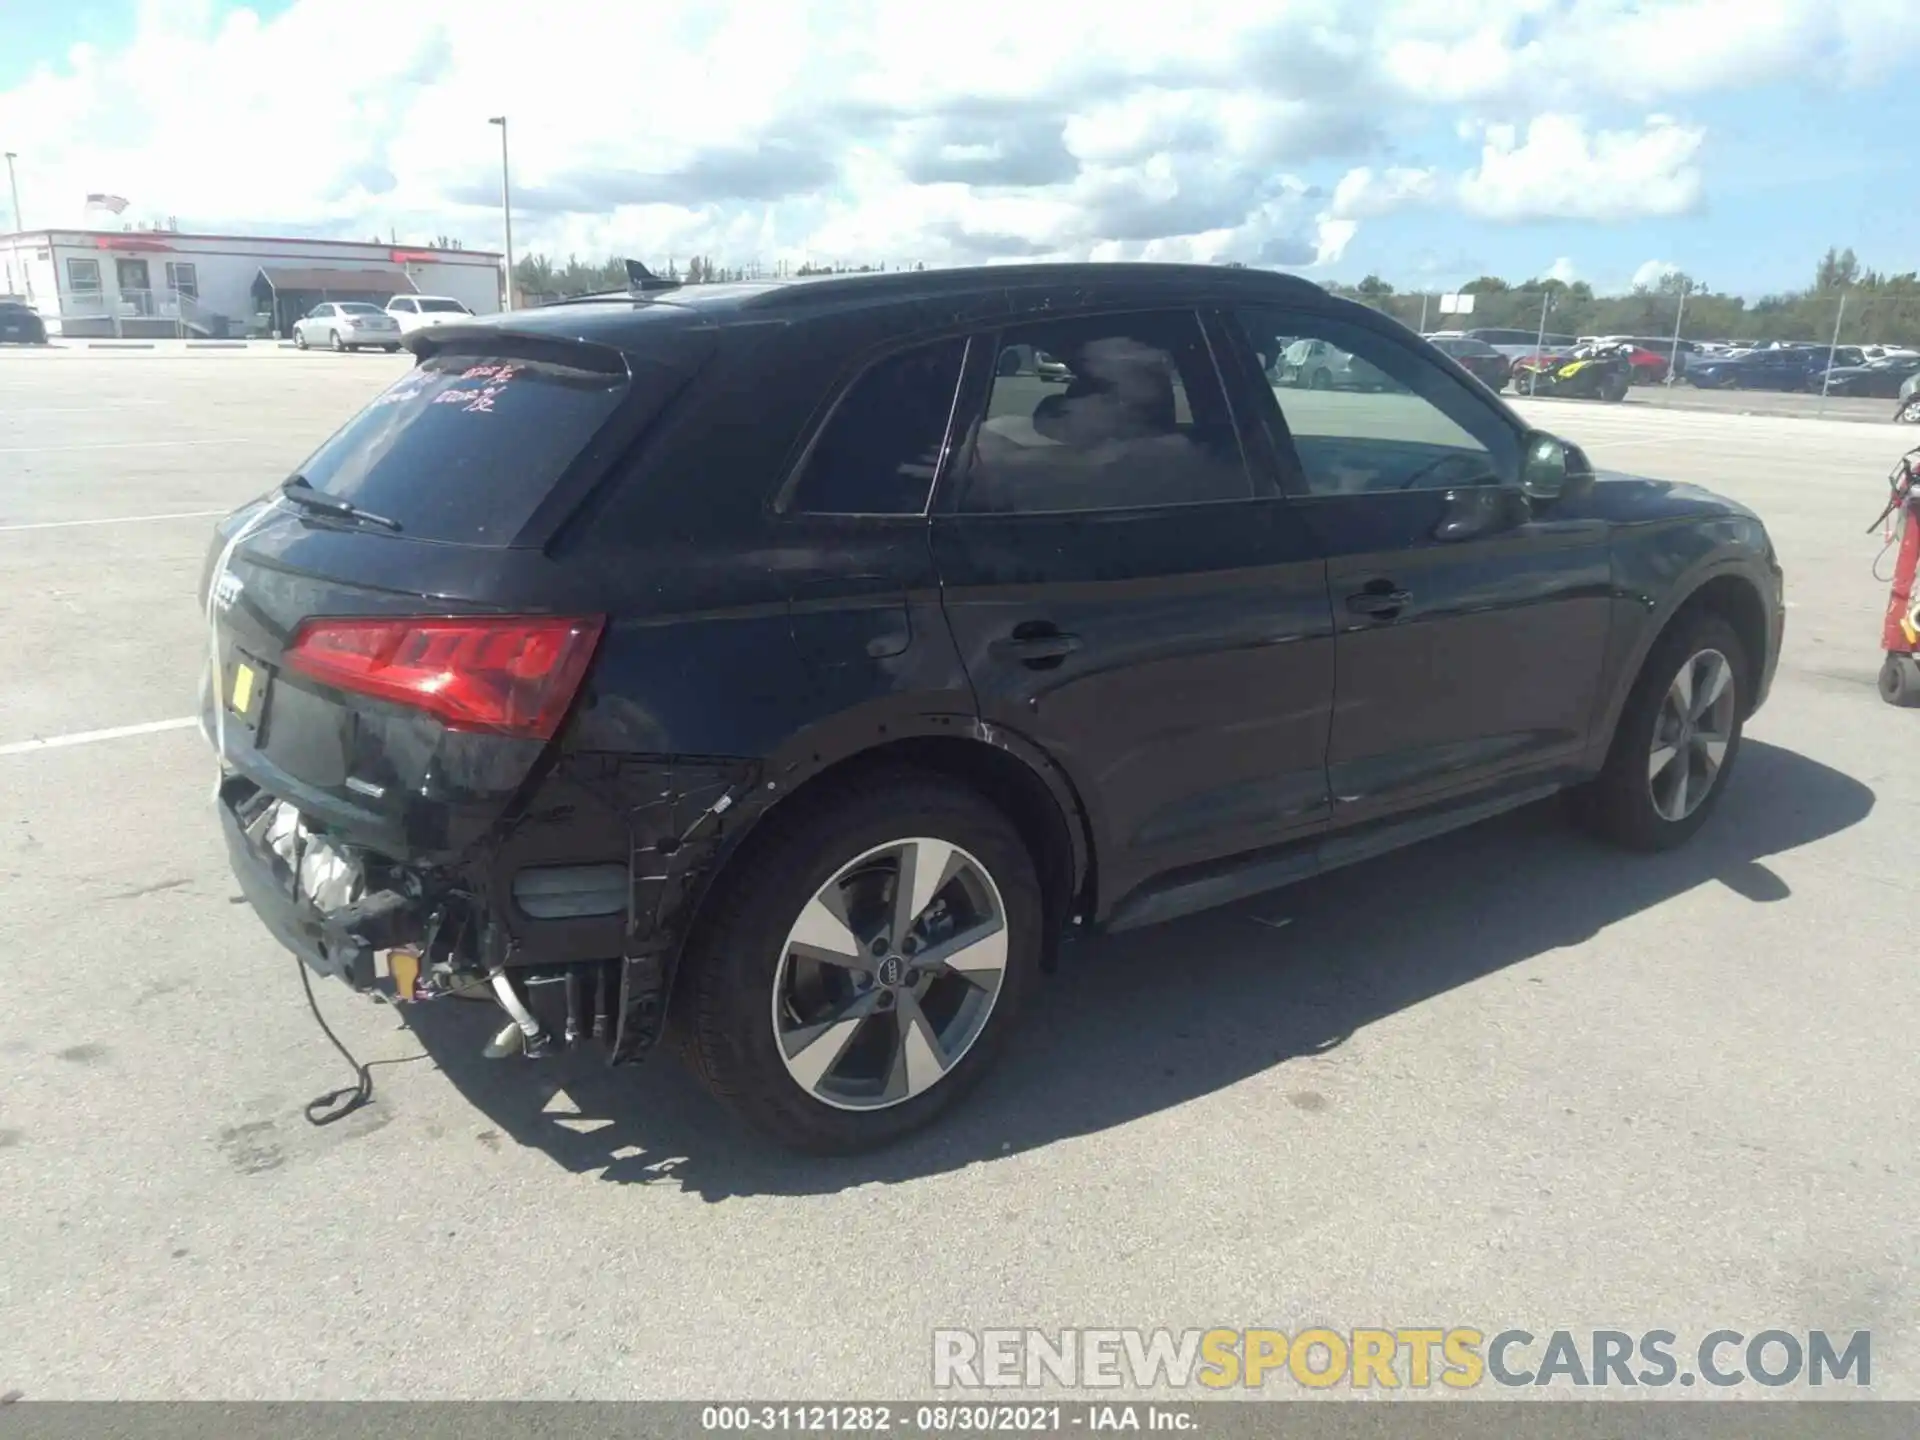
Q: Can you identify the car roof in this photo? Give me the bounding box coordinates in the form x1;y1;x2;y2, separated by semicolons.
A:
448;262;1333;353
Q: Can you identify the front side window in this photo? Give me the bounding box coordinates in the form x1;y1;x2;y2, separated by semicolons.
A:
389;298;416;313
786;338;966;514
955;309;1251;514
1233;308;1520;495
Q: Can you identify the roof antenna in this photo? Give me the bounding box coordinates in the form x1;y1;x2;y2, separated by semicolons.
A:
624;259;679;294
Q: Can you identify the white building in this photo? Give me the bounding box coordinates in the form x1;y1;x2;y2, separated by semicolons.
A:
0;227;503;339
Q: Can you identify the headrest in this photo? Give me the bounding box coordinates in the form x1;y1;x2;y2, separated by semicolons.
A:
1037;336;1177;438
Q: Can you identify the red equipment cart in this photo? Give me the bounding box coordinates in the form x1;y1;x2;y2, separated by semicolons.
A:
1875;445;1920;706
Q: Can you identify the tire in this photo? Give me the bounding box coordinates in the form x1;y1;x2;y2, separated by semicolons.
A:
1880;654;1920;707
329;329;345;352
1606;375;1629;403
293;329;308;350
1896;398;1920;425
1570;610;1750;852
675;770;1044;1154
383;344;401;353
1309;368;1333;390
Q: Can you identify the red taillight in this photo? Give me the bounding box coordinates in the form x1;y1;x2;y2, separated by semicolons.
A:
283;615;606;740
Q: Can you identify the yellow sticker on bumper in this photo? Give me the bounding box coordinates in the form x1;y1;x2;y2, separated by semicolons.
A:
231;663;255;714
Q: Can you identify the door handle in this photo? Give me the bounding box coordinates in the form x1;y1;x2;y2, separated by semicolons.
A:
990;627;1082;666
1346;586;1412;618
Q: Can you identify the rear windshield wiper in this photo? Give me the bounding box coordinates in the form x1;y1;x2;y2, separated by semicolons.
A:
279;475;403;532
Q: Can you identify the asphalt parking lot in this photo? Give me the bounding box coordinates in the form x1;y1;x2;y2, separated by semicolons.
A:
1;350;1916;1401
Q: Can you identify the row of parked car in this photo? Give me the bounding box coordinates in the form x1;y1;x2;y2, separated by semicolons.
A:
1421;327;1920;398
1423;330;1692;390
288;294;477;351
1685;343;1920;397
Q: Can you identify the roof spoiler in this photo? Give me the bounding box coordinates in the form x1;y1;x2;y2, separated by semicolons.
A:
402;322;630;375
624;259;681;295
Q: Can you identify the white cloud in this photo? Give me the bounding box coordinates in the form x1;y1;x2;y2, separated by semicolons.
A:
1457;115;1705;222
1326;166;1444;221
0;0;1906;271
1546;256;1579;284
1632;258;1683;289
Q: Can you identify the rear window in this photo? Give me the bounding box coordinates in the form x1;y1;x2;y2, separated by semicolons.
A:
292;351;630;545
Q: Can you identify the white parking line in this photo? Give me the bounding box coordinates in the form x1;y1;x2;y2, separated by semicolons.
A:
5;402;167;414
0;717;199;758
0;438;280;454
0;510;226;533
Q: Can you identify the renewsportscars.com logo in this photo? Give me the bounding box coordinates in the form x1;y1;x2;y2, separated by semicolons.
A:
932;1328;1872;1391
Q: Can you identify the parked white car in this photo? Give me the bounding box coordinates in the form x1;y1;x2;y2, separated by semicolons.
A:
291;301;403;352
385;295;475;335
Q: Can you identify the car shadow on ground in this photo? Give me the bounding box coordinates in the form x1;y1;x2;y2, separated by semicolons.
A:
400;740;1872;1200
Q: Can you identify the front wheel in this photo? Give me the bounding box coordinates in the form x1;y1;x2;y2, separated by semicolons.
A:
329;329;345;352
383;344;400;353
293;328;308;350
1569;610;1749;852
675;771;1043;1153
1895;398;1920;424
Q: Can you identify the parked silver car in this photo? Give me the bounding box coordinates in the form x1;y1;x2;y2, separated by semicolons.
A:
291;302;403;353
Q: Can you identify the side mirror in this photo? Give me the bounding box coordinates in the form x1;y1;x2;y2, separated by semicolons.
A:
1519;431;1593;502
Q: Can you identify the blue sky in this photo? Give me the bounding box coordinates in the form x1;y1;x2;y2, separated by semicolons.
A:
1328;85;1912;295
1;0;1912;297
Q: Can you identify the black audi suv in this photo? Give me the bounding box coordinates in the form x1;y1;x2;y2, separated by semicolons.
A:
201;262;1785;1152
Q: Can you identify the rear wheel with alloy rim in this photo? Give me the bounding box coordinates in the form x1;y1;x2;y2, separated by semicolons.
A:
676;771;1042;1153
1570;610;1750;851
772;836;1009;1112
1897;397;1920;424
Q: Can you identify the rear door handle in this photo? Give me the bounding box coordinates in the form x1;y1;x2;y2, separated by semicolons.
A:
990;629;1082;665
1346;587;1412;618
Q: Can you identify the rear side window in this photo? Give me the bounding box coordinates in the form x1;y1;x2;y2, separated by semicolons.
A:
293;351;630;545
787;338;966;514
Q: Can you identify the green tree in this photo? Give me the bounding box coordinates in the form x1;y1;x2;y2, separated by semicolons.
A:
1815;246;1860;292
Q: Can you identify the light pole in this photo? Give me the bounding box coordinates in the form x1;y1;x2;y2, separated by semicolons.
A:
1819;290;1848;416
3;152;20;233
488;117;514;310
1664;277;1690;399
3;152;26;303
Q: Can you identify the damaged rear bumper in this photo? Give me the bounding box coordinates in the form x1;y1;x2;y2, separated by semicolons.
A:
217;751;767;1068
219;779;422;992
